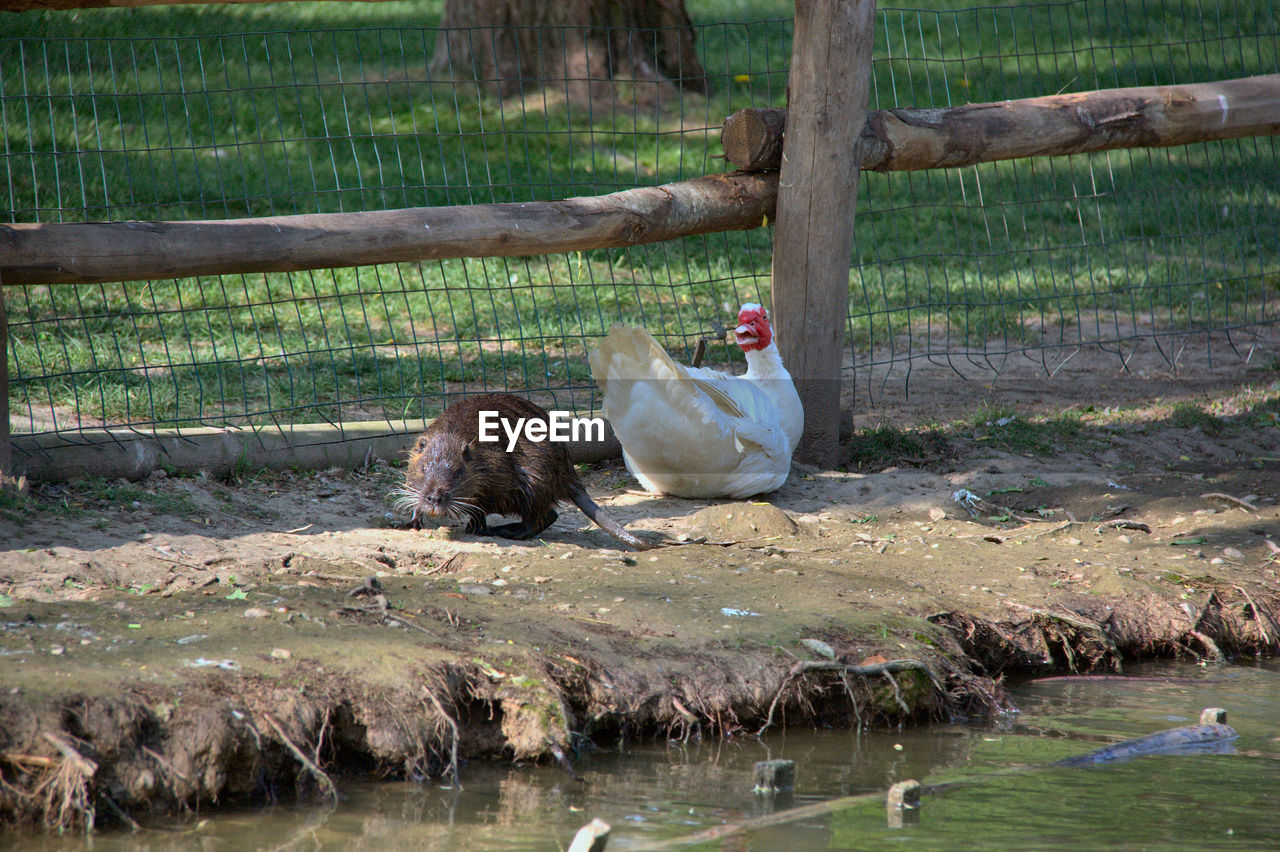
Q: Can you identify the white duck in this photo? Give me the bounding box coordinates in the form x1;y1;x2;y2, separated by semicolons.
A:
588;303;803;498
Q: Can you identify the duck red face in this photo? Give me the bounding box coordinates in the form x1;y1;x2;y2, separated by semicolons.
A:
733;303;772;352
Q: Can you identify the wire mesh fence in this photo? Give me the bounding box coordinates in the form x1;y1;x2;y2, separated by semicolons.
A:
2;1;1277;451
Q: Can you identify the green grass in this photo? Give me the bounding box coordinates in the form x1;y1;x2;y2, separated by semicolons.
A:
4;0;1278;430
1167;400;1225;434
966;404;1088;455
845;422;948;470
76;479;203;516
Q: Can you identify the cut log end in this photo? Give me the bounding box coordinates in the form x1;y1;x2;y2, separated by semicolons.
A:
722;108;787;172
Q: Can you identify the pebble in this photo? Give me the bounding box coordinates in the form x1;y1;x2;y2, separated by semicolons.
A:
270;648;292;660
1117;534;1132;544
50;645;65;656
1222;547;1245;560
800;638;835;659
243;608;269;618
458;584;492;596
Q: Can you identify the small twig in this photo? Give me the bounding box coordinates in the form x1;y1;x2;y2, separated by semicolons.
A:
1031;520;1077;540
671;695;698;724
383;612;434;634
658;535;772;549
100;792;141;832
141;746;190;784
881;670;909;716
303;571;376;584
261;713;337;802
314;708;332;768
1097;519;1152;533
1188;629;1225;662
1200;492;1257;512
144;551;203;570
690;337;707;368
42;733;97;778
423;552;464;576
1;753;58;768
671;696;701;744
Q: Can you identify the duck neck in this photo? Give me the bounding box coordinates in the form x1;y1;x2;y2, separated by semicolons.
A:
743;341;788;380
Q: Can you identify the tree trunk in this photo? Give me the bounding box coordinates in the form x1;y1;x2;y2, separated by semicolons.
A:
431;0;707;104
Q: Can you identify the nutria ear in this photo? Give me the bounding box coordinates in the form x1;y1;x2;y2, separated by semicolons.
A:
461;441;474;461
414;435;429;451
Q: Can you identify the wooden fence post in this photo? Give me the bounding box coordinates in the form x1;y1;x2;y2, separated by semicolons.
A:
0;273;9;481
771;0;876;467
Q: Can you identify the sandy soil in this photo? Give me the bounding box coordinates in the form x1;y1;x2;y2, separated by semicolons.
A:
1;333;1278;830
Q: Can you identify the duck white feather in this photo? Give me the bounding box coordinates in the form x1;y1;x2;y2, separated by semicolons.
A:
588;304;803;498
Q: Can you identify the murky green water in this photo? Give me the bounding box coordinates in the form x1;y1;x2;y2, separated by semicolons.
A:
12;660;1280;850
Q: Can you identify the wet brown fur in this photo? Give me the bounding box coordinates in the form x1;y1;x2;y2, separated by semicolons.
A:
397;393;651;550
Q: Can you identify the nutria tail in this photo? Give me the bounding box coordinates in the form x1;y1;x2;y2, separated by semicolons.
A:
569;486;654;551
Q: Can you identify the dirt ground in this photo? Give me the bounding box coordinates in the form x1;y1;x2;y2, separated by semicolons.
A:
1;332;1278;831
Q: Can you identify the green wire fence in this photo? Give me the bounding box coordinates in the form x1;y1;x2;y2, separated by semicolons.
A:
2;1;1277;470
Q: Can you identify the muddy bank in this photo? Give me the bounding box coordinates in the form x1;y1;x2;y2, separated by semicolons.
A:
2;371;1279;831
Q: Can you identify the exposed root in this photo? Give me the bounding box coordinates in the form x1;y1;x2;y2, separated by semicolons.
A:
1187;629;1225;662
1232;583;1278;649
39;733;98;833
2;576;1275;834
1004;601;1121;671
260;713;337;804
423;688;462;789
756;659;941;736
669;696;701;744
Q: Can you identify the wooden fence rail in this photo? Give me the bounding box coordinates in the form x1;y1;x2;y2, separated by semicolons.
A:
3;76;1277;289
722;74;1280;173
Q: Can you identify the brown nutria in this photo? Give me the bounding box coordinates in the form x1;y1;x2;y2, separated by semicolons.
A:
393;393;653;551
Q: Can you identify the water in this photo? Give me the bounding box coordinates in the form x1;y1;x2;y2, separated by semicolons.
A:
11;661;1280;850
